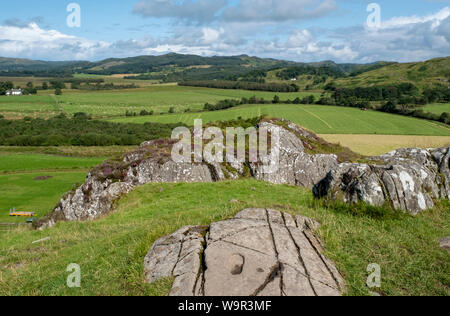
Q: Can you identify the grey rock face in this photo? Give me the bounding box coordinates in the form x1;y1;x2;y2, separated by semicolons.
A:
37;143;225;229
37;122;339;228
249;122;339;188
314;147;450;215
440;237;450;251
144;209;345;296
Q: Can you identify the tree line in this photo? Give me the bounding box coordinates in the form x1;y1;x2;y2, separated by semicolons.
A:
0;114;184;146
179;80;300;93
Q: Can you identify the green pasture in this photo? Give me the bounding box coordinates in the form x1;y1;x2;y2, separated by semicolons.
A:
0;153;104;173
0;85;321;119
0;153;105;222
111;104;450;136
423;103;450;116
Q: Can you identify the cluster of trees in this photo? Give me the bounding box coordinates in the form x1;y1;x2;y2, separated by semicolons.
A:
327;83;450;106
321;83;450;124
204;99;242;111
277;65;345;80
203;95;318;112
71;82;138;90
0;81;13;95
0;81;38;95
328;83;420;103
180;80;300;93
0;114;183;146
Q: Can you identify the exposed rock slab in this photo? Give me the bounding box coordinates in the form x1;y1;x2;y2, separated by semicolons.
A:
144;209;345;296
440;237;450;251
314;147;450;215
36;121;339;229
247;122;339;188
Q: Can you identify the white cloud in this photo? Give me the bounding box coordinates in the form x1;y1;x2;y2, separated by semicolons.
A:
0;6;449;63
202;27;224;45
0;23;110;60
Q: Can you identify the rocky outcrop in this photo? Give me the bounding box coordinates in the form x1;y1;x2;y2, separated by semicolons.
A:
144;208;345;296
36;120;340;229
314;147;450;215
36;115;449;228
36;139;225;229
249;122;339;187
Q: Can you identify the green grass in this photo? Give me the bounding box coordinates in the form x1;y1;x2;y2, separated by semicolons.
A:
0;171;88;222
0;153;104;173
0;85;321;119
111;104;450;136
0;152;105;222
0;146;136;158
423;103;450;116
0;94;59;118
0;180;448;296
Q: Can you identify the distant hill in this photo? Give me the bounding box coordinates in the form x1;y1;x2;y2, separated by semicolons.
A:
0;54;448;90
333;57;450;90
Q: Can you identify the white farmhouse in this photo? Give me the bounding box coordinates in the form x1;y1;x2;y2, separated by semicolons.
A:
5;89;23;96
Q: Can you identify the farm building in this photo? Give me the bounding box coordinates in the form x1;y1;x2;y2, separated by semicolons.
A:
5;89;23;96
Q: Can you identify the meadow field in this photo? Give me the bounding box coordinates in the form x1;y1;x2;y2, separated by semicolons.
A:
0;84;322;119
111;103;450;136
1;180;448;296
0;152;107;222
320;134;450;156
423;103;450;116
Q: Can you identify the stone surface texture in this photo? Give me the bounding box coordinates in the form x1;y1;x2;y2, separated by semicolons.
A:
144;209;345;296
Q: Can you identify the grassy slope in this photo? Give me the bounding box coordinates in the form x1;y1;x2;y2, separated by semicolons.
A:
0;180;448;296
0;153;106;222
334;57;450;90
423;103;450;116
111;104;450;136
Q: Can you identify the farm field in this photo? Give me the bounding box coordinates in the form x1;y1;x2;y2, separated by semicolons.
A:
111;104;450;136
423;103;450;115
0;84;321;119
0;94;60;119
0;180;448;296
0;153;104;173
320;134;450;156
0;152;106;223
0;171;88;223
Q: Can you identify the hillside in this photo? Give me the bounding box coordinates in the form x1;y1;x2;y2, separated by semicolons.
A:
333;57;450;90
0;53;395;82
1;54;448;90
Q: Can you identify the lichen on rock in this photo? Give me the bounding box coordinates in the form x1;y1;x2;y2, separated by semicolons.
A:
313;147;450;215
144;209;345;296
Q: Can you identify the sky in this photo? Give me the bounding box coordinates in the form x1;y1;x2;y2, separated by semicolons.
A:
0;0;449;63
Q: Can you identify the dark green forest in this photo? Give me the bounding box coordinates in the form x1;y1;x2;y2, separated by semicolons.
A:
0;114;184;146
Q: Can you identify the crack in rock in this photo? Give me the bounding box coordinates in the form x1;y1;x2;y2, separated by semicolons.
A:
144;208;345;296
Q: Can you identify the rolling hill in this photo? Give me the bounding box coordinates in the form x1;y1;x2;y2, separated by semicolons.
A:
333;57;450;90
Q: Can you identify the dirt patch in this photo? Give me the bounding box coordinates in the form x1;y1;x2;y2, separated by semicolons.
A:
34;176;53;181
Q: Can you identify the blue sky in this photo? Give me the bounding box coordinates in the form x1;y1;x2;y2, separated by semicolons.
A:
0;0;449;62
